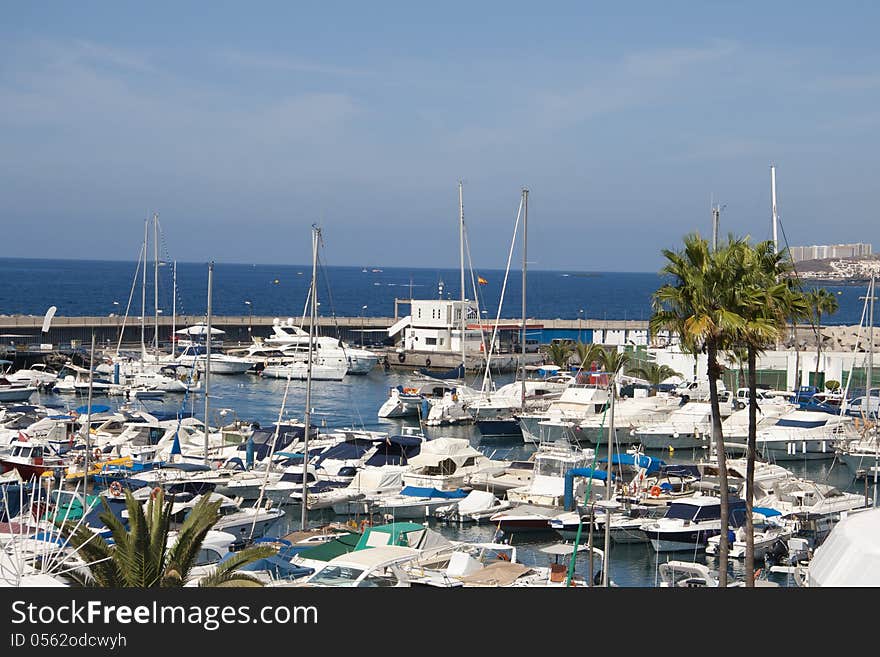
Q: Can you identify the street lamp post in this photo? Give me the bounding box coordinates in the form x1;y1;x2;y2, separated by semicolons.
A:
578;308;584;343
244;300;253;339
360;305;367;347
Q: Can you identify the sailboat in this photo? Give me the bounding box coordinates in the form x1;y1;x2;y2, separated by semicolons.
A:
835;275;879;480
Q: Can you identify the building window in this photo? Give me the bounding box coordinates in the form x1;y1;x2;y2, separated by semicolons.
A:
438;338;444;345
425;337;437;346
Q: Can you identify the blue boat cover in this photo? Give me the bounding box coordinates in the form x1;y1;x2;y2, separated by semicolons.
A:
313;439;374;465
399;486;468;499
598;453;665;474
776;418;828;428
75;404;111;415
571;467;615;482
752;506;782;517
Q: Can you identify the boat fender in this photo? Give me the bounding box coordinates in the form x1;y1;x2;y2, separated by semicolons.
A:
93;448;102;462
150;486;162;501
425;358;431;368
398;352;406;363
649;485;662;497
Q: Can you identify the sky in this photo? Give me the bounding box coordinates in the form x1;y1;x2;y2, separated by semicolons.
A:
2;1;879;272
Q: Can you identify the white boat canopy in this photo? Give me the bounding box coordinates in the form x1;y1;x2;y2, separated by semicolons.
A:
176;325;225;335
807;507;880;587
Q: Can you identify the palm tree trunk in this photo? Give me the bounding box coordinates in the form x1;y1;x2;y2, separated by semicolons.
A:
744;344;757;587
707;339;729;587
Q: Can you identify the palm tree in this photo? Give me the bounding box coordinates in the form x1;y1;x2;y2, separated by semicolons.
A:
651;233;748;586
546;341;573;369
728;240;806;586
574;341;605;372
60;489;276;587
629;361;681;395
806;288;839;387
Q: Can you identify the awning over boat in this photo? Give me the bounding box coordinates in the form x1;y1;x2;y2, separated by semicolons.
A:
296;532;361;562
752;506;782;517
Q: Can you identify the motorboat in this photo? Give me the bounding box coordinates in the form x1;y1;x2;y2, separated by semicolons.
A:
642;496;747;552
517;384;609;444
260;361;348;381
753;477;869;519
726;410;857;461
401;436;501;491
372;486;468;520
705;510;793;560
5;363;58;388
0;438;67;480
175;346;253;375
632;402;717;450
52;364;120;395
168;493;285;539
433;489;512;523
488;504;568;533
465;459;534;495
0;377;38;403
312;465;408;512
658;561;720;587
264;318;379;374
296;545;420;587
505;441;596;507
377;385;423;419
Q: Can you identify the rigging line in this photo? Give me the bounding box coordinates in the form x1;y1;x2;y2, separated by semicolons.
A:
476;197;524;394
250;369;294;539
777;216;823;346
116;243;146;356
839;285;869;418
462;228;488;389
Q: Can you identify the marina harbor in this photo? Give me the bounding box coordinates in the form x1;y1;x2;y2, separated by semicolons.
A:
4;4;880;600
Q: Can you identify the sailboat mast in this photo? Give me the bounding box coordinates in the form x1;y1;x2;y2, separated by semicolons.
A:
771;165;779;253
83;331;96;494
603;374;616;587
521;188;528;411
301;226;320;530
459;181;466;378
204;261;213;466
153;213;159;353
868;275;876;505
171;261;177;355
141;217;147;358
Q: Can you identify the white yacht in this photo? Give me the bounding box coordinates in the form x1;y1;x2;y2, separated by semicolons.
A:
633;401;719;450
175;345;253;375
260;360;348;381
642;496;748;552
265;318;379;374
727;410;857;461
506;441;596;507
518;384;610;444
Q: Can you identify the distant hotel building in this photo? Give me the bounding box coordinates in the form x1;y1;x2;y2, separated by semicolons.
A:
789;242;873;262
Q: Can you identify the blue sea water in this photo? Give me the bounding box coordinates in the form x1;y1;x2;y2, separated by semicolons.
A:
0;257;869;324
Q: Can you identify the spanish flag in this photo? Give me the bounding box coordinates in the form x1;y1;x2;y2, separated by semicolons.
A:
478;276;488;285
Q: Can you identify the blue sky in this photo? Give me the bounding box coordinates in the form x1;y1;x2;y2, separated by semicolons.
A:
2;1;878;271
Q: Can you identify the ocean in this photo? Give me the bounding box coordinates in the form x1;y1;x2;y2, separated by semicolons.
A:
0;257;870;324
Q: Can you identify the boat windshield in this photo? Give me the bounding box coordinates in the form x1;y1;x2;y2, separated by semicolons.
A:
309;565;366;586
664;504;700;521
